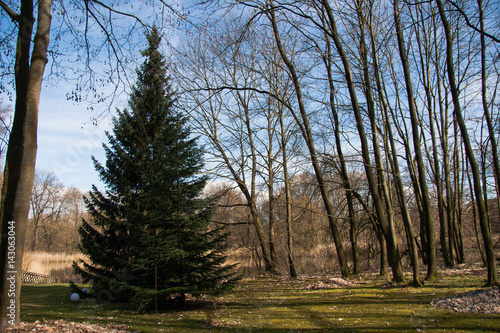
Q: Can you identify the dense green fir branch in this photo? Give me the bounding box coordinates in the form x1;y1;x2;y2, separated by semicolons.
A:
73;27;238;310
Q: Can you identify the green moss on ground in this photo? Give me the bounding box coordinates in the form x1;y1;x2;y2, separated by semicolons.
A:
20;272;499;332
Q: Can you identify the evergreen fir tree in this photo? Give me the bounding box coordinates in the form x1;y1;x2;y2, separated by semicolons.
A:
73;28;237;310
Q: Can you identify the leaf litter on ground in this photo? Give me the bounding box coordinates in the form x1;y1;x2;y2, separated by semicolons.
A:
4;319;132;333
431;287;500;314
9;267;500;332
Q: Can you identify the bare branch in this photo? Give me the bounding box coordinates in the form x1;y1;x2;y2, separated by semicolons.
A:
446;0;500;43
217;203;250;208
211;220;249;225
0;1;19;22
87;0;148;28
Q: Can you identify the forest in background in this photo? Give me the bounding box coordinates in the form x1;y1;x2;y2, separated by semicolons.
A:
170;0;500;285
20;167;500;282
1;0;499;286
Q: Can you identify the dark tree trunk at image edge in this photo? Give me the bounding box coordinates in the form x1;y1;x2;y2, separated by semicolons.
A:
0;0;52;329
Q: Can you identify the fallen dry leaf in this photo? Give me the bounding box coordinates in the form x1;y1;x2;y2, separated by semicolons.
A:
4;319;130;332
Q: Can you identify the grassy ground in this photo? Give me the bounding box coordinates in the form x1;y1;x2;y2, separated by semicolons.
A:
20;271;500;332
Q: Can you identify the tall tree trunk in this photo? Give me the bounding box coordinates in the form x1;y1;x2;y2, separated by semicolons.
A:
242;90;276;272
452;121;465;263
435;0;498;286
320;0;405;282
267;0;351;279
0;1;52;329
411;3;452;268
469;168;487;266
376;224;389;277
279;103;297;279
249;204;274;272
389;69;428;266
368;18;421;285
266;109;277;266
478;0;500;218
433;24;458;266
321;28;360;275
393;0;437;279
355;0;399;279
208;128;274;271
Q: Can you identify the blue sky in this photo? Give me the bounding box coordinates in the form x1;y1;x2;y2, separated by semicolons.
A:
35;87;116;191
1;87;116;192
0;1;188;191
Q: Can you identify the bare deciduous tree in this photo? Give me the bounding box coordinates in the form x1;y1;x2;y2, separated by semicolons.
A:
175;22;277;271
28;170;64;252
393;0;437;279
435;0;498;286
0;102;12;160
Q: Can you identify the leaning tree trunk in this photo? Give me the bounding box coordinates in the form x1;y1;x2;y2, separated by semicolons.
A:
368;19;422;285
478;0;500;221
376;224;389;277
0;1;52;329
242;95;276;272
356;0;405;281
435;0;498;286
434;37;458;266
393;0;437;279
453;121;466;263
320;0;405;283
267;1;352;279
411;4;452;267
208;128;275;272
322;31;360;275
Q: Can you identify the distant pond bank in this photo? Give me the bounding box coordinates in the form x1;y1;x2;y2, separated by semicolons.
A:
23;252;83;283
